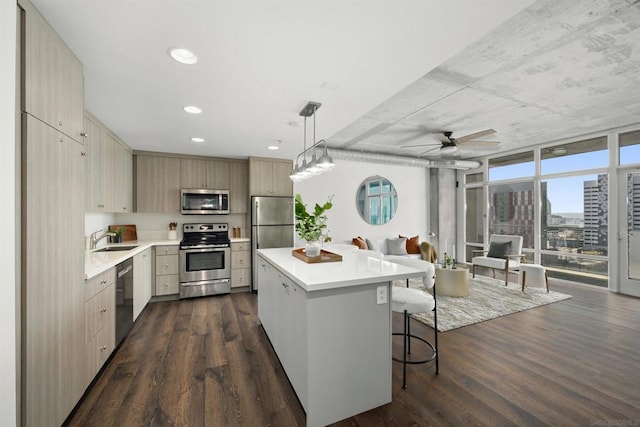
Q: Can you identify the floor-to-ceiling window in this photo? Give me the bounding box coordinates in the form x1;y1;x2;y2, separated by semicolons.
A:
463;135;611;287
539;137;609;286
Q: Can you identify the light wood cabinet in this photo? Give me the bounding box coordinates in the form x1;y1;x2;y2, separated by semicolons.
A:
135;155;182;213
154;245;180;296
23;0;84;142
111;138;133;212
181;158;230;189
84;269;115;386
23;114;86;427
133;248;152;320
84;114;105;211
84;112;132;213
249;157;293;196
231;241;251;288
229;160;248;213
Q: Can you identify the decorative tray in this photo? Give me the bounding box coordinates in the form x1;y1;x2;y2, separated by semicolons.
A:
292;248;343;264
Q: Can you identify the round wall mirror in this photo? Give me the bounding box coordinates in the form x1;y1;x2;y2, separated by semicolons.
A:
356;176;398;225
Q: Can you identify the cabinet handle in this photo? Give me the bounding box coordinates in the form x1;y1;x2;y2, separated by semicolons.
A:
81;132;88;137
122;207;127;211
59;137;63;143
163;284;169;287
100;307;107;313
81;152;87;157
100;346;107;351
58;121;63;126
282;282;288;289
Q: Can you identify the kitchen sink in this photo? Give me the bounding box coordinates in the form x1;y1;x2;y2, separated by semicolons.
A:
93;245;138;253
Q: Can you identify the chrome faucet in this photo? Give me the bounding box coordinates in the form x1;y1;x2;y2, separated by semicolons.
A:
90;230;116;250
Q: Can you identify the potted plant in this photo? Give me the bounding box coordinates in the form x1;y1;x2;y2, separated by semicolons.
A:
294;193;333;257
111;227;126;243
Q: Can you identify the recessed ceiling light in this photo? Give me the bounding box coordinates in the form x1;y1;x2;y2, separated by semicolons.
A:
268;139;282;150
191;137;205;143
183;106;202;114
168;48;198;65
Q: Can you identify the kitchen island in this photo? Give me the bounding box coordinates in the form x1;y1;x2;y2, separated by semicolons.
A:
256;247;424;427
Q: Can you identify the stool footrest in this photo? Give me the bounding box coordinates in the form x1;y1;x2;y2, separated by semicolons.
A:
392;333;437;365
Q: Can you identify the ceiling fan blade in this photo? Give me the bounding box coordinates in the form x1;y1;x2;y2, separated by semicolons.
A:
418;146;441;155
455;129;496;143
457;140;500;147
400;142;441;148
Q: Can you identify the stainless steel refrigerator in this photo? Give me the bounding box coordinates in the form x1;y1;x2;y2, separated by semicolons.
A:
251;196;295;291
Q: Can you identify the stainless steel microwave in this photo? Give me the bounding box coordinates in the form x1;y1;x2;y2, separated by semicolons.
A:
181;189;229;214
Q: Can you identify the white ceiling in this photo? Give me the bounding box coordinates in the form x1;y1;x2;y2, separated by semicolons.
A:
29;0;535;161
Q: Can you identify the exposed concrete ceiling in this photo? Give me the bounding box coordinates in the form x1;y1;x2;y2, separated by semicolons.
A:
29;0;640;164
29;0;534;160
331;0;640;160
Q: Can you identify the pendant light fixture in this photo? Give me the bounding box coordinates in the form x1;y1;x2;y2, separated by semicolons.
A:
289;101;335;182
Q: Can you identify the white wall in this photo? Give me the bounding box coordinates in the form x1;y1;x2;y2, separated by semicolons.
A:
1;1;19;424
294;158;429;246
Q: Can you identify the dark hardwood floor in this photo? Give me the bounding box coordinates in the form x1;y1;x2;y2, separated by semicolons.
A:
66;278;640;426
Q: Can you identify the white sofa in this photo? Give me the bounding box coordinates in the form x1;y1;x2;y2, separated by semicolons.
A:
330;237;435;288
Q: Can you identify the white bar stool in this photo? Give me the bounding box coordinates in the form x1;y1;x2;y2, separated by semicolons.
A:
389;258;439;388
518;264;549;292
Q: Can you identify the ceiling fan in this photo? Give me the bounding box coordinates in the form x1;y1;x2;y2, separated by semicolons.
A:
401;129;500;155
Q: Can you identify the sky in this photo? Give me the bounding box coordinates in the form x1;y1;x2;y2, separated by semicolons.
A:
488;146;640;213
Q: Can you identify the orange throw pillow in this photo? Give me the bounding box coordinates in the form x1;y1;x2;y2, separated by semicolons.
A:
351;237;368;250
399;235;420;254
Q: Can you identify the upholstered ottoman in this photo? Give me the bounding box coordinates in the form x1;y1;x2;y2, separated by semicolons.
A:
435;266;469;297
518;264;549;292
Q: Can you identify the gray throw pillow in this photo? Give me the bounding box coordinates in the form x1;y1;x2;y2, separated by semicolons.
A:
487;241;512;258
387;237;408;255
365;238;378;252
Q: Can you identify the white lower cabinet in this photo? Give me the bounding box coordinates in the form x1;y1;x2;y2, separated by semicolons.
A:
155;245;180;295
84;269;115;386
257;259;307;406
133;248;152;320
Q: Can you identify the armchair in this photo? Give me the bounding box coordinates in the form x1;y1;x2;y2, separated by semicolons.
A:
471;235;524;286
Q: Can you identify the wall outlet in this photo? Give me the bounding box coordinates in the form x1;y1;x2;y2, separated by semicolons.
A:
376;286;387;305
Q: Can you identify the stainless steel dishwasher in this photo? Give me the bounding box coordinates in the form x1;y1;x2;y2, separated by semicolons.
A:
115;258;134;345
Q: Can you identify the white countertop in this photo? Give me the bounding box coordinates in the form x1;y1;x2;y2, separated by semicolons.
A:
85;240;179;280
257;247;423;292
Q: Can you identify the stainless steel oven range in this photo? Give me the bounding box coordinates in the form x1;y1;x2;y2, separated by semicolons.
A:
179;222;231;299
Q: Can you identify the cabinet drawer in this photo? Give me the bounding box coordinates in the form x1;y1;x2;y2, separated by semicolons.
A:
231;250;250;269
231;268;250;288
156;245;179;256
85;323;115;383
84;268;115;302
156;274;180;295
84;284;115;343
231;242;249;252
156;255;179;275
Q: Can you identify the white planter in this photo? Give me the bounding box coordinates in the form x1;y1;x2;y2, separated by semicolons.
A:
305;240;321;257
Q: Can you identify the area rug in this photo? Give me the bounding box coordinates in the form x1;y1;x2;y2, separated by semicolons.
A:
393;274;572;332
